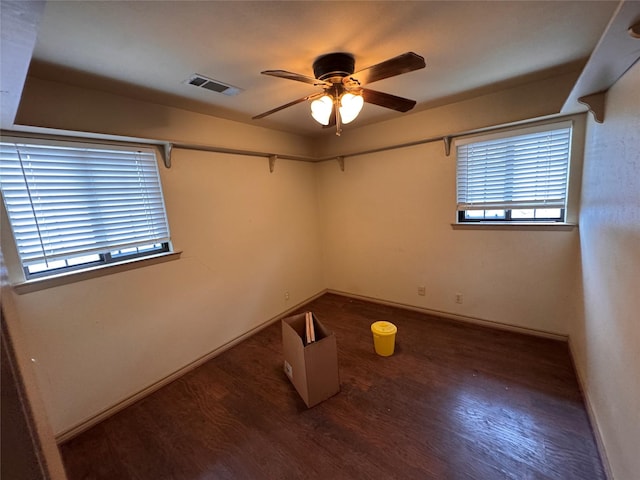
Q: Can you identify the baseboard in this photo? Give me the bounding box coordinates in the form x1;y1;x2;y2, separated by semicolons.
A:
55;289;327;444
55;288;568;443
567;338;613;480
328;289;568;341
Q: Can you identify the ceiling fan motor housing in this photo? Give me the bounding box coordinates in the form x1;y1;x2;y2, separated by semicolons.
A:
313;52;355;81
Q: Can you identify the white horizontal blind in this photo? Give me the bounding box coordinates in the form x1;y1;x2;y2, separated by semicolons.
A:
0;138;170;267
456;123;572;210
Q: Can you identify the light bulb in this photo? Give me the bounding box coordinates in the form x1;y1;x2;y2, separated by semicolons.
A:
310;95;333;125
339;93;364;124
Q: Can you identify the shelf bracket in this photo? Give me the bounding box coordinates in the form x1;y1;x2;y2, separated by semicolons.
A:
336;156;345;171
443;136;452;157
268;154;277;173
162;143;172;168
578;92;606;123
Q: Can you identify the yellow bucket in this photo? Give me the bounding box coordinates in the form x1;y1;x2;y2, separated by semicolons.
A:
371;321;397;356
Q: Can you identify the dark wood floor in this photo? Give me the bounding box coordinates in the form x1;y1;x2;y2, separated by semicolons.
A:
60;293;605;479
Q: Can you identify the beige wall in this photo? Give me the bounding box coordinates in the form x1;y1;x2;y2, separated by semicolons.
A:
315;73;585;335
2;69;596;440
4;148;323;436
316;129;582;335
573;60;640;479
6;78;325;436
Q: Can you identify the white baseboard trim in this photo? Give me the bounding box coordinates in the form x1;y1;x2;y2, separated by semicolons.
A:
567;338;613;480
327;289;568;341
55;290;327;444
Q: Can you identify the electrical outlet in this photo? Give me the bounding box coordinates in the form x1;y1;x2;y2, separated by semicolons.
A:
418;286;426;296
284;291;290;301
455;293;463;304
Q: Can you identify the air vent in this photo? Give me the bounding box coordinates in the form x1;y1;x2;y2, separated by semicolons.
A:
185;74;242;96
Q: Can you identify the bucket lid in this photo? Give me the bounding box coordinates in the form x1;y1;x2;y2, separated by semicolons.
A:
371;321;397;335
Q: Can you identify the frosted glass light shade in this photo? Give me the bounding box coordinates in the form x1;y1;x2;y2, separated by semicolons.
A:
311;95;333;125
339;93;364;124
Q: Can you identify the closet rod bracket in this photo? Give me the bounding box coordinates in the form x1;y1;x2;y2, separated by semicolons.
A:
578;92;606;124
443;136;452;157
162;143;173;168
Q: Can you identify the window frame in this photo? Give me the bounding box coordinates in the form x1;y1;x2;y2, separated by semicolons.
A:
457;208;566;223
455;120;574;225
22;242;172;280
0;135;174;283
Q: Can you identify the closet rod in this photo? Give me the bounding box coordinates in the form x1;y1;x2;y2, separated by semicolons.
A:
315;134;450;163
163;142;315;168
165;131;451;168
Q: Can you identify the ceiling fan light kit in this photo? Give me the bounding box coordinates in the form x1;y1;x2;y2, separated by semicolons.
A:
338;93;364;124
311;90;364;126
311;95;333;125
253;51;426;135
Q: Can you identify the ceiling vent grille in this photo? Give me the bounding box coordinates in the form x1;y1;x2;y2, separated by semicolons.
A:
185;74;242;96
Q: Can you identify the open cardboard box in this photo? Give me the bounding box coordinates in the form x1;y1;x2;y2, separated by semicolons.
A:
282;312;340;407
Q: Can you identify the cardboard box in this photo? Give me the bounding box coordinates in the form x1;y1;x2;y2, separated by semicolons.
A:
282;312;340;407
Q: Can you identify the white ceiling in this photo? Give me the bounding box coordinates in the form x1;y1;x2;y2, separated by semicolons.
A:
26;1;618;137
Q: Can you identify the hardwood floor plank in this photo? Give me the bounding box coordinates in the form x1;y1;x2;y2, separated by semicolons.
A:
60;293;605;479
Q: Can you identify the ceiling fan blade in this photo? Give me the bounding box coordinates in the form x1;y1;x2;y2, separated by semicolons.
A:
252;92;324;120
362;88;417;112
261;70;330;87
351;52;425;85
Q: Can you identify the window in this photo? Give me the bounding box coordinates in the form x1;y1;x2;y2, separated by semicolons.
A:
456;121;572;223
0;137;172;280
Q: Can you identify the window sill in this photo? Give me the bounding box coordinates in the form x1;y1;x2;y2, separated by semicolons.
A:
12;250;182;294
451;222;577;231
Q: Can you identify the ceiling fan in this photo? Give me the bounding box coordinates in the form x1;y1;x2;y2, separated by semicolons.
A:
253;52;426;135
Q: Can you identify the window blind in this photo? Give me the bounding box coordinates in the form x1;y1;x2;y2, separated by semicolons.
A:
0;139;170;267
456;123;572;210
